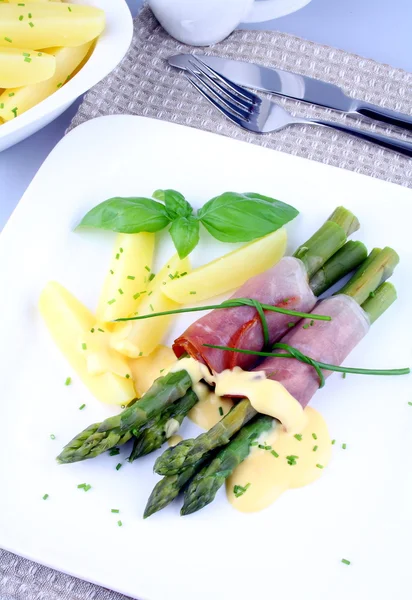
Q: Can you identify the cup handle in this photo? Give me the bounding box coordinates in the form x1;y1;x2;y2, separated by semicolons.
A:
244;0;311;23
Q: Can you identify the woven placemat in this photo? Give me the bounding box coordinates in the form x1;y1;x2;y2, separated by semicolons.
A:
2;8;412;600
68;6;412;187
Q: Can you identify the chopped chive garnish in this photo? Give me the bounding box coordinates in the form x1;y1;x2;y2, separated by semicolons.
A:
4;37;12;43
294;434;302;441
271;450;279;458
65;377;71;386
81;343;87;350
312;433;318;440
342;372;347;379
50;434;56;440
119;247;124;253
218;406;224;416
408;402;412;406
302;323;310;329
11;107;18;118
127;275;135;280
118;288;124;295
287;322;295;328
77;483;88;490
8;92;15;97
138;352;143;357
19;15;24;20
90;328;95;333
258;444;265;449
28;12;32;17
148;273;155;281
313;445;318;452
111;509;119;513
250;441;258;446
233;483;251;498
98;328;104;333
56;83;63;88
180;271;187;277
79;404;86;410
133;293;140;300
29;21;34;27
331;439;336;445
115;253;120;260
43;494;49;500
115;463;122;471
110;269;114;274
144;265;150;272
0;103;4;108
342;443;347;450
108;299;116;305
286;455;298;465
109;447;120;456
160;369;165;373
68;5;72;10
369;291;375;298
168;274;174;280
117;520;122;527
22;52;30;57
148;291;153;296
37;52;42;56
316;464;324;469
190;291;197;295
125;374;130;379
150;304;154;312
310;319;314;326
341;559;351;565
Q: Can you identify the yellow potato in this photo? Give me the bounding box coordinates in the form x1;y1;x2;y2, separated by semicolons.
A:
0;3;105;49
0;47;56;87
39;281;136;406
111;254;191;358
0;41;93;121
96;232;155;323
163;228;287;304
129;345;177;397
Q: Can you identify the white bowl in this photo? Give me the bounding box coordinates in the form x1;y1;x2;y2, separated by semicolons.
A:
0;0;133;152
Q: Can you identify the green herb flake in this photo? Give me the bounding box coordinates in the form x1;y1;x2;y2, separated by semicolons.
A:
133;293;140;300
127;275;135;280
28;12;32;17
250;441;258;447
109;448;120;456
115;463;122;471
19;15;24;20
310;319;314;326
0;103;4;108
148;272;155;281
117;520;123;527
111;508;120;513
79;404;86;410
316;464;324;469
287;322;295;328
286;455;299;466
115;253;120;260
342;372;347;379
190;291;197;295
271;450;279;458
125;374;130;379
342;443;347;450
302;323;310;329
22;53;30;57
331;439;336;445
312;433;318;440
98;328;104;333
68;5;72;10
11;107;18;118
148;291;153;296
341;559;351;566
28;21;34;27
118;288;124;295
43;493;49;500
50;434;56;440
56;83;63;89
4;37;12;43
8;92;15;97
233;483;251;498
144;265;150;272
218;406;224;416
77;483;91;491
408;402;412;406
313;445;318;452
65;377;71;386
108;299;116;305
258;444;266;449
294;434;302;441
90;328;95;333
119;247;124;253
81;343;87;351
180;271;188;277
150;304;154;312
138;352;143;357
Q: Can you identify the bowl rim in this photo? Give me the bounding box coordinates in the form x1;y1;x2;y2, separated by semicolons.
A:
0;0;134;140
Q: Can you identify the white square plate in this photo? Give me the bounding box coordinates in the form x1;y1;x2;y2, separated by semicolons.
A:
0;115;411;600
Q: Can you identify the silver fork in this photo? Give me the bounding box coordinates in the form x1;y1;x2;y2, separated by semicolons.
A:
184;56;412;158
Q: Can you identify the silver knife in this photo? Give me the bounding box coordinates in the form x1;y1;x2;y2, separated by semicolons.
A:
168;53;412;131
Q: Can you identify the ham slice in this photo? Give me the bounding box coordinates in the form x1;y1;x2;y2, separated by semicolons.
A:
255;295;370;407
173;257;316;373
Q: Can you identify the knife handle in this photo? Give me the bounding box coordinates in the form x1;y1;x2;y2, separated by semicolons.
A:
354;102;412;131
315;119;412;158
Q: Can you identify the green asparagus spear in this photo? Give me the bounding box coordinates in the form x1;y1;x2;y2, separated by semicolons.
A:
129;390;198;461
144;455;211;518
361;282;397;324
154;399;257;476
338;247;399;305
309;241;367;297
294;207;359;279
181;415;274;515
57;370;192;464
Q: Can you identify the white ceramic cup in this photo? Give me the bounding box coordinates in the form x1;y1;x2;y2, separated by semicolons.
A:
148;0;311;46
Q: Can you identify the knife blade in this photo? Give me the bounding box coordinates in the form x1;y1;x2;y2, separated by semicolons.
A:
169;54;412;131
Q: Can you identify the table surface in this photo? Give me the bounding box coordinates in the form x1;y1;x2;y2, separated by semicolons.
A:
1;0;411;231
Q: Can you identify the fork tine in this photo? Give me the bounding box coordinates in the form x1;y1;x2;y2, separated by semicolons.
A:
186;64;251;121
185;73;245;129
188;58;254;111
192;56;257;104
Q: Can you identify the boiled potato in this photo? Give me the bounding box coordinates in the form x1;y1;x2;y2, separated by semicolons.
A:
162;228;287;304
0;3;105;49
96;232;155;323
39;281;136;406
0;47;56;88
111;254;191;358
0;41;93;121
129;345;177;397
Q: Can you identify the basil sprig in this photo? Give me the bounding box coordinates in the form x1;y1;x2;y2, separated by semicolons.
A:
77;190;298;258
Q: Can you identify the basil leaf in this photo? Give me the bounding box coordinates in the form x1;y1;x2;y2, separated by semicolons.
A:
77;197;170;233
198;192;299;243
169;216;200;259
152;189;193;220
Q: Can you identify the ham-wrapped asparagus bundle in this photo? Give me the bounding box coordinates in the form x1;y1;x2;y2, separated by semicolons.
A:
174;207;360;372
